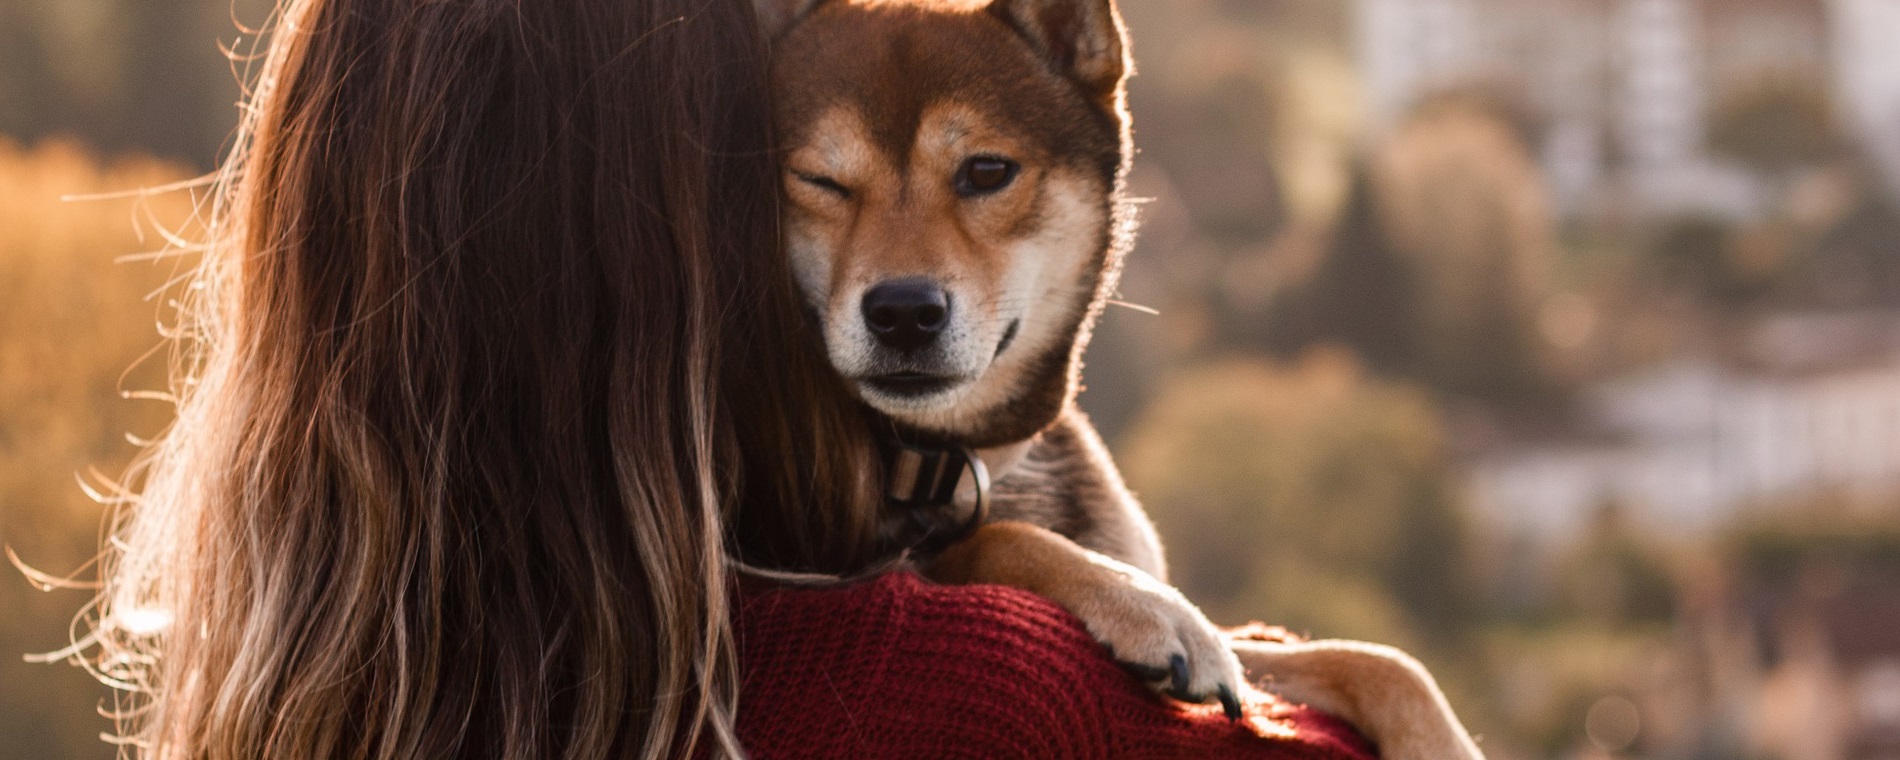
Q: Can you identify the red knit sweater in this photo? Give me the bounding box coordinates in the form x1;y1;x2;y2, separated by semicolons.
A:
733;572;1378;759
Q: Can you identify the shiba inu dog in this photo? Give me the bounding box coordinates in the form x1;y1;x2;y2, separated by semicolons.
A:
760;0;1485;755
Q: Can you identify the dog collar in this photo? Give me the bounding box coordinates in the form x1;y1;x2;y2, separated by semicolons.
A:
883;438;991;555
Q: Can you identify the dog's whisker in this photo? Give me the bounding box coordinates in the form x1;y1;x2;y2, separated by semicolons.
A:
1105;299;1158;315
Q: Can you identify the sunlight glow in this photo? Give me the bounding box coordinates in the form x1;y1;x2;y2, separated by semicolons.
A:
112;608;174;636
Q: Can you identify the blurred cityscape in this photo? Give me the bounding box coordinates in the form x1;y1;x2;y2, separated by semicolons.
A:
1;1;1897;758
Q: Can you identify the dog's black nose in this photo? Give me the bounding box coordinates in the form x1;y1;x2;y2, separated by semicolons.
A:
862;280;950;351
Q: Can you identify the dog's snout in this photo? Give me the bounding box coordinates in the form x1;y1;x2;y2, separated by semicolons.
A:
862;280;950;351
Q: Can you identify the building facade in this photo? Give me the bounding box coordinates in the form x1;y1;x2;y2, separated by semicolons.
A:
1470;312;1900;546
1355;0;1900;219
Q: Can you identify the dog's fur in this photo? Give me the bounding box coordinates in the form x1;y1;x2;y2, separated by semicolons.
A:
762;0;1484;756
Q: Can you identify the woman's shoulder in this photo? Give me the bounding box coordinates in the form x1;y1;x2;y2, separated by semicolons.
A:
733;572;1377;760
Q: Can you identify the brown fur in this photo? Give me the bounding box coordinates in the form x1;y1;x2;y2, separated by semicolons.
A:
765;0;1485;757
770;0;1127;446
989;411;1163;575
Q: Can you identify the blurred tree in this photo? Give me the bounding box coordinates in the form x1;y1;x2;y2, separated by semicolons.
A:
1807;194;1900;308
1084;0;1299;438
1364;97;1559;405
1131;67;1286;252
1649;184;1900;312
1726;512;1900;588
0;139;192;758
0;0;273;167
1706;73;1846;190
1117;351;1474;648
1270;162;1423;376
1555;502;1679;628
1647;214;1784;308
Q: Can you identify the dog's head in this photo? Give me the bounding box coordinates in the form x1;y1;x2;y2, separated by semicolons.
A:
761;0;1133;447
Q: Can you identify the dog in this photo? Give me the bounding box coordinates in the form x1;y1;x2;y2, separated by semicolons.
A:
759;0;1484;756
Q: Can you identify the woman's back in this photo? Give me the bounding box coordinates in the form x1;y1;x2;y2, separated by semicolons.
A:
735;573;1375;759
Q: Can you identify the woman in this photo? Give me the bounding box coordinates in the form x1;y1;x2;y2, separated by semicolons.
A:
85;0;1375;757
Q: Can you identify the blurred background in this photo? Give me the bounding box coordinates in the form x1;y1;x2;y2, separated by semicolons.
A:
2;0;1897;757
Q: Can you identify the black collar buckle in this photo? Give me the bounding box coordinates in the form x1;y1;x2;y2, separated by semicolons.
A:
884;439;991;555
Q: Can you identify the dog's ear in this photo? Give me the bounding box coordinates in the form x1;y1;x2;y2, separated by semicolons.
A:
755;0;828;39
987;0;1128;102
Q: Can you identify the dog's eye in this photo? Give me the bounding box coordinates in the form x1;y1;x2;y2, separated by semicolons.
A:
793;171;851;199
956;156;1019;197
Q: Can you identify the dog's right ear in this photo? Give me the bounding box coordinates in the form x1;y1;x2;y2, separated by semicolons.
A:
988;0;1129;103
755;0;828;39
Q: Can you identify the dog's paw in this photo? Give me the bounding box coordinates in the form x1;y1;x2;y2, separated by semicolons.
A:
1061;556;1246;719
1232;639;1487;760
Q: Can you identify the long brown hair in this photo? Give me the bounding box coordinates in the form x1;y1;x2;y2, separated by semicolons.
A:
88;0;884;756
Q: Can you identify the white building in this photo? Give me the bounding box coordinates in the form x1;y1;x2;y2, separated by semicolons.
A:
1829;0;1900;196
1358;0;1615;210
1355;0;1899;220
1469;311;1900;546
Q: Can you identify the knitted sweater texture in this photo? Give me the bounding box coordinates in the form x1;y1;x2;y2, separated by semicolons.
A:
733;572;1379;759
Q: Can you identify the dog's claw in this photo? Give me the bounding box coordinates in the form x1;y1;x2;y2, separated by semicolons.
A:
1218;683;1242;720
1052;556;1247;717
1126;661;1169;684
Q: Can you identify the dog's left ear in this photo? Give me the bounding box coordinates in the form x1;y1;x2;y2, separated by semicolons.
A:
988;0;1129;103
